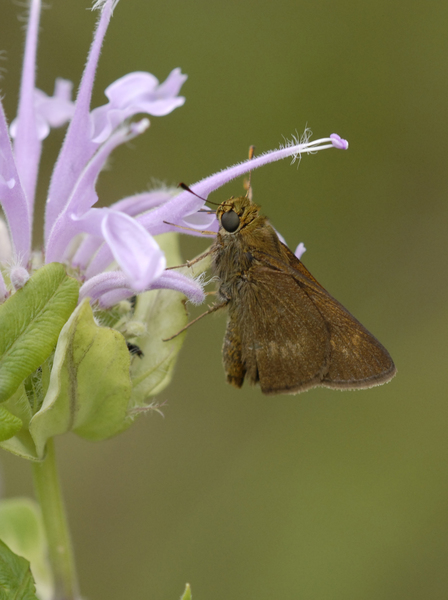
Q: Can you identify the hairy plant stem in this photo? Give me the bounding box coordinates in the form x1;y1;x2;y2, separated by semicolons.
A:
32;438;79;600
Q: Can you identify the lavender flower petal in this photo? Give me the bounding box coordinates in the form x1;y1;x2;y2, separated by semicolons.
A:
139;135;349;236
71;236;103;270
83;244;114;278
68;206;167;291
10;266;30;290
111;190;175;216
101;211;166;291
12;0;41;215
0;217;12;263
37;79;75;128
90;69;187;144
294;242;306;259
188;135;349;200
79;269;205;306
45;119;149;263
181;211;218;230
0;101;31;264
45;0;116;242
0;270;7;302
329;133;349;150
71;190;175;269
84;202;217;278
155;68;188;99
11;79;75;142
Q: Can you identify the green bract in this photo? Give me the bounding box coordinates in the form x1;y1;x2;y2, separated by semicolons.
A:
29;299;133;457
0;385;40;460
180;583;192;600
129;283;188;401
125;233;209;406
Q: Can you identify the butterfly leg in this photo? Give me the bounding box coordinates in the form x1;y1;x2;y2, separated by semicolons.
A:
163;300;229;342
165;248;213;271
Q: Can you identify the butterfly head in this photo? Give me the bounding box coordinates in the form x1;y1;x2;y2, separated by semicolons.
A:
216;196;262;234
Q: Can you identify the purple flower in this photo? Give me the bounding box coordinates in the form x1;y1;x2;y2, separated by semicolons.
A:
0;0;347;311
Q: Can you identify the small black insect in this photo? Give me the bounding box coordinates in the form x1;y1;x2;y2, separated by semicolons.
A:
126;342;144;358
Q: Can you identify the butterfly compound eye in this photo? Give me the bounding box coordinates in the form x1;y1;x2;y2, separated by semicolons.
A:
221;209;240;233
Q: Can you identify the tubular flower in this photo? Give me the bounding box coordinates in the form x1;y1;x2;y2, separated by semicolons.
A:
0;0;348;460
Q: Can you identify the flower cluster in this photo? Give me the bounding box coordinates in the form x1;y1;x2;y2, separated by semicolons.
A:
0;0;347;308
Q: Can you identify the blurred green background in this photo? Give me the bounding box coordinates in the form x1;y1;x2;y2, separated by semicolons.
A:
1;0;448;599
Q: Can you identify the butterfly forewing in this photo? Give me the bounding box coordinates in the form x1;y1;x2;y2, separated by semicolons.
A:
222;244;395;394
278;243;396;388
303;282;396;389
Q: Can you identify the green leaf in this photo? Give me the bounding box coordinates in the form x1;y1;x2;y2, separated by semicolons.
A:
0;386;39;461
30;299;132;457
129;233;210;404
0;499;52;600
180;583;192;600
0;407;22;443
0;263;79;402
0;538;38;600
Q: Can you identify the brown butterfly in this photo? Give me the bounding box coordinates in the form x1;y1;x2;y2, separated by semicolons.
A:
204;195;396;394
166;181;396;395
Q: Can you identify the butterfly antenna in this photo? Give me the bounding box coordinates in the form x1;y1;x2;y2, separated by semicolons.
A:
244;145;255;202
178;182;220;207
